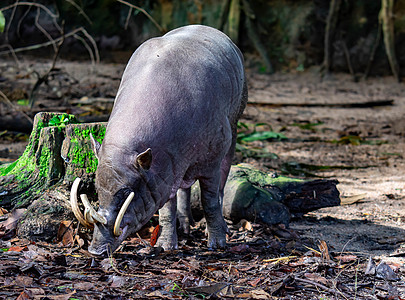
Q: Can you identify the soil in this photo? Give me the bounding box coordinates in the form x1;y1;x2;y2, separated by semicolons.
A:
1;56;405;299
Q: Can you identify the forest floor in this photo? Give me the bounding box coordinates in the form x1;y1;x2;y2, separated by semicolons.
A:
0;56;405;299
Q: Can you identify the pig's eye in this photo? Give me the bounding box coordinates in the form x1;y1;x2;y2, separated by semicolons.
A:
114;187;133;207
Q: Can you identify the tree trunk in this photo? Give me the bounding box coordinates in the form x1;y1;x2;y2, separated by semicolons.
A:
380;0;400;82
322;0;342;74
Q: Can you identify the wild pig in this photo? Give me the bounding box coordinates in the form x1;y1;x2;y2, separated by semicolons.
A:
70;25;248;256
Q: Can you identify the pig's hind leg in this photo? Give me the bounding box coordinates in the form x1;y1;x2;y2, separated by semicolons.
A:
177;187;194;235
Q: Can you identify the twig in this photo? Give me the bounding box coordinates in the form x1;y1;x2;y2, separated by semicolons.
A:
79;28;100;64
0;90;33;124
29;24;65;108
4;0;19;44
0;27;95;57
0;44;20;67
73;33;96;66
34;7;58;52
0;2;59;19
17;4;32;40
294;276;351;299
65;0;93;25
124;6;133;29
116;0;165;33
364;23;382;79
341;38;355;78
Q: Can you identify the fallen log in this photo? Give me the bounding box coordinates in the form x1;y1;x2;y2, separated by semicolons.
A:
0;112;340;242
191;164;340;227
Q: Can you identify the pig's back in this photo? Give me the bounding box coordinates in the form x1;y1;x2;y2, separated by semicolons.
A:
105;25;245;150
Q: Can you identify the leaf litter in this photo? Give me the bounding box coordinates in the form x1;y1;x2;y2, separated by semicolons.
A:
0;216;404;299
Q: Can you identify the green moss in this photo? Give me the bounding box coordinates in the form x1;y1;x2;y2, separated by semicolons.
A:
0;113;77;178
234;164;303;187
69;125;106;174
39;144;51;177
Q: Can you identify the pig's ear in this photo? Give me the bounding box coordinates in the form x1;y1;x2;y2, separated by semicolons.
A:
136;148;152;170
90;133;101;160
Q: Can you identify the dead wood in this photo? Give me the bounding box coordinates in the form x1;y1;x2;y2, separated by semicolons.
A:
248;99;394;108
191;164;340;227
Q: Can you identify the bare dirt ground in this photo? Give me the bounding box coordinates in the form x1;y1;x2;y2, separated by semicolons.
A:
1;57;405;299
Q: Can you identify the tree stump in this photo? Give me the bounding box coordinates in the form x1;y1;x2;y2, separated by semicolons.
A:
0;112;106;241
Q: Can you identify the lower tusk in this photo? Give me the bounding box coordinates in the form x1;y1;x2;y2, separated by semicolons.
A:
70;178;94;228
80;194;107;224
113;192;135;236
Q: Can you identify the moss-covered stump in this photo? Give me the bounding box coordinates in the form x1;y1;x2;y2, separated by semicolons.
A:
191;164;340;226
0;112;77;208
0;112;106;241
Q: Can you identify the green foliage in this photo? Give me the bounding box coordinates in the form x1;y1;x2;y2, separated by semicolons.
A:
48;114;75;128
236;122;286;159
0;12;5;33
17;99;29;106
237;122;287;143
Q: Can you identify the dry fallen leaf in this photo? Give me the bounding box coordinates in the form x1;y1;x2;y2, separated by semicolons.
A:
318;240;330;260
56;220;74;246
0;208;26;237
250;289;272;299
150;224;161;247
304;273;329;285
335;254;358;263
16;290;32;300
0;207;8;216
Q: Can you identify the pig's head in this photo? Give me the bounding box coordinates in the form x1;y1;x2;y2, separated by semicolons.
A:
70;134;155;256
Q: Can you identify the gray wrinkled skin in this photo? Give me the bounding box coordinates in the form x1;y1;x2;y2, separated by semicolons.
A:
88;25;248;256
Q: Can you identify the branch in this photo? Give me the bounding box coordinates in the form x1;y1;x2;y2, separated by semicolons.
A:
34;7;58;52
0;27;96;58
0;90;33;125
116;0;165;34
29;25;65;108
0;2;59;18
64;0;92;25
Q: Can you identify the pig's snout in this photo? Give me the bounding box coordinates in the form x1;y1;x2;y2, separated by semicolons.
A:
88;223;117;256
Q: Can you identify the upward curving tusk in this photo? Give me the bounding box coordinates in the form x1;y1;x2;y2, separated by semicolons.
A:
70;178;94;228
113;192;135;236
80;194;107;225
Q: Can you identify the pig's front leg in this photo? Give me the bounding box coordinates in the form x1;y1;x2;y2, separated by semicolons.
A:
157;197;178;250
199;173;228;249
177;188;194;235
